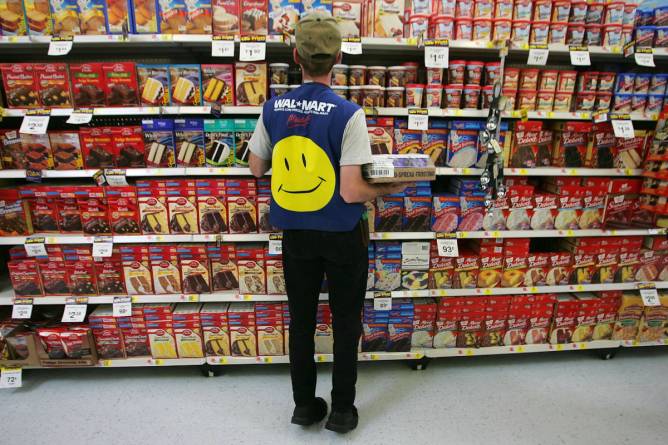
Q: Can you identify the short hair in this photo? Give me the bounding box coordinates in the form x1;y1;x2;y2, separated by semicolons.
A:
297;53;337;77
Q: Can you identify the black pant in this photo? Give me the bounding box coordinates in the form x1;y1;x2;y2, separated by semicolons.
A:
282;222;368;411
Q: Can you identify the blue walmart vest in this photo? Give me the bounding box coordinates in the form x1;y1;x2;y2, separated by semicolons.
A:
263;82;364;232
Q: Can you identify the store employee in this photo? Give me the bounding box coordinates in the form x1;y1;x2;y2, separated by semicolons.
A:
248;12;407;434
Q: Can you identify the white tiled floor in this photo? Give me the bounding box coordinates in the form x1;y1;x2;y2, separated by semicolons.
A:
2;348;667;445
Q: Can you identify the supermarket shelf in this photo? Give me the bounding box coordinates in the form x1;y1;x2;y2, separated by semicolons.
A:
435;167;643;176
425;340;622;358
206;351;425;365
1;106;261;117
428;282;668;297
98;357;205;367
621;339;668;347
370;228;667;240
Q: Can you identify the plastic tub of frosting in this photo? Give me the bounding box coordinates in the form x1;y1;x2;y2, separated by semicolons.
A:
553;91;572;111
614;73;635;93
570;2;587;23
331;64;349;86
622;26;634;45
402;62;419;84
484;62;501;86
577;71;599;92
426;67;444;85
385;87;405;107
493;19;512;40
533;0;552;21
349;65;367;86
595;92;612;111
512;20;531;45
586;3;605;24
612;93;632;112
623;3;638;26
650;74;668;95
441;0;456;16
408;14;430;38
597;72;615;93
631;94;647;112
513;0;533;21
475;0;494;18
367;66;387;87
552;1;571;22
425;85;444;107
455;18;473;40
517;89;537;110
566;24;585;45
362;85;384;107
557;70;577;93
575;92;596;111
538;70;558;91
536;90;555;111
466;61;484;85
444;84;464;108
519;68;540;90
449;60;467;84
463;85;481;108
585;24;603;46
473;18;492;41
635;73;651;94
530;21;550;45
481;85;494;108
269;63;289;85
603;25;622;46
503;88;518;110
331;86;348;100
605;2;624;25
387;66;407;88
456;0;474;18
405;84;425;107
637;7;654;25
348;86;363;104
635;26;656;47
646;94;664;114
549;22;568;44
495;0;514;19
431;15;455;39
270;84;289;98
655;26;668;47
503;67;520;89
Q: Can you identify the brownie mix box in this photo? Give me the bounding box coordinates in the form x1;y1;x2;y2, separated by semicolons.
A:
34;63;72;108
1;63;40;108
9;259;43;296
56;187;83;232
69;63;105;107
49;131;84;170
113;126;146;168
76;187;112;235
20;133;54;170
64;254;98;296
102;62;140;106
80;127;115;168
96;254;127;294
201;64;235;106
106;186;141;234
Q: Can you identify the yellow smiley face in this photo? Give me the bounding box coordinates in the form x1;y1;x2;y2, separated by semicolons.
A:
271;135;336;212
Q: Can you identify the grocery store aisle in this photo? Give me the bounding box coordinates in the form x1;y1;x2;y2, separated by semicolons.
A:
3;348;667;445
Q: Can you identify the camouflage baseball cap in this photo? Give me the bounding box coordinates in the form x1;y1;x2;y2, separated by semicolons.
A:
295;12;342;61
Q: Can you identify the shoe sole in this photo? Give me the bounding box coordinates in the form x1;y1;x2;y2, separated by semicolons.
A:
291;416;317;426
325;418;358;434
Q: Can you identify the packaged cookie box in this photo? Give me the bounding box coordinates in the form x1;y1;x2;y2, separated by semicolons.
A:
36;326;98;367
0;0;28;35
1;63;40;108
102;62;140;107
149;245;182;294
178;245;213;293
235;62;267;106
137;64;170;106
201;64;235;106
363;154;436;183
49;0;82;36
131;0;159;33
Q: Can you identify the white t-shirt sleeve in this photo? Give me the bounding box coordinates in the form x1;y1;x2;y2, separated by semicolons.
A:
248;111;272;161
340;108;373;166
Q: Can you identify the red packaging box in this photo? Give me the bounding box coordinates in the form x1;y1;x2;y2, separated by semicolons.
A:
106;186;141;235
35;63;72;108
201;64;235;106
121;246;154;295
580;186;606;229
69;63;106;107
554;186;584;230
594;252;617;284
0;189;32;236
481;308;508;347
1;63;40;108
502;254;527;287
80;127;116;168
531;193;558;230
239;0;268;36
454;252;479;289
167;187;198;234
403;196;431;232
39;260;70;296
102;62;140;107
636;250;660;281
96;255;127;295
616;251;639;283
572;253;596;284
551;121;592;168
92;328;126;359
456;310;485;348
49;131;84;170
477;253;502;288
76;187;112;235
20;133;54;170
227;193;258;234
65;255;98;296
114;126;146;168
504;306;531;345
429;247;454;289
57;187;83;233
547;252;571;285
525;253;548;287
549;297;578;344
586;122;615;168
503;238;530;255
197;186;228;234
509;120;543;168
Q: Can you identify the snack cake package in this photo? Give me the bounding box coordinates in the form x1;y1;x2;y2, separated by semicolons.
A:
23;0;52;35
49;0;81;36
131;0;158;33
78;0;108;34
0;0;27;35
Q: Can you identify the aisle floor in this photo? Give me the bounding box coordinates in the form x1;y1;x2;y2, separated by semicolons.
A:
2;348;667;445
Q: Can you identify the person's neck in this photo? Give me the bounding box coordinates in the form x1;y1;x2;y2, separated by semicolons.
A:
302;73;331;86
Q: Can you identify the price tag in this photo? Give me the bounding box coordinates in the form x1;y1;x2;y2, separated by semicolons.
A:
212;35;235;57
239;36;266;61
48;36;73;56
424;39;449;68
407;108;428;130
569;46;590;66
268;233;282;255
66;108;93;125
527;44;549;66
610;114;634;139
634;47;655;67
592;111;607;123
20;114;50;135
436;236;459;257
0;367;22;389
341;37;362;55
24;237;47;257
113;296;132;317
104;169;128;186
62;302;87;323
12;298;33;320
638;283;660;306
25;168;42;184
92;236;113;258
623;40;635;58
373;291;392;311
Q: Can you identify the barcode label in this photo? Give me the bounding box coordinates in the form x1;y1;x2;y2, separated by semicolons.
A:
367;166;394;178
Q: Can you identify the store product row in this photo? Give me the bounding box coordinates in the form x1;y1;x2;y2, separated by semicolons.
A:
6;234;668;298
1;291;665;366
4;61;668;113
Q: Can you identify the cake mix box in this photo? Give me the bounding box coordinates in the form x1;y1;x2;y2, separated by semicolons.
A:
553;186;583;230
571;294;599;343
113;126;145;168
235;62;267;106
201;64;235;106
373;0;404;37
525;252;549;286
174;119;205;166
447;120;485;168
212;0;239;36
375;196;403;232
531;193;558;230
204;119;235;166
551;121;593;168
138;187;169;235
106;186;141;235
456;306;485;348
636;249;660;282
431;195;459;232
69;62;105;107
458;195;485;231
23;0;53;35
105;0;131;33
268;0;300;35
237;246;265;294
76;186;112;235
102;62;140;106
603;178;642;227
403;194;431;231
256;318;284;355
506;185;533;230
166;187;198;234
586;122;616;168
266;256;285;295
239;0;267;35
549;296;578;344
137;64;170;106
146;321;178;358
178;245;212;293
227;192;257;233
580;186;606;229
375;242;401;291
80;127;115;168
233;118;256;166
477;253;502;288
0;0;28;35
170;64;202;106
120;246;153;294
546;252;571;285
1;63;39;108
56;187;83;232
78;0;108;34
208;245;238;290
196;182;228;233
593;251;617;284
173;320;205;358
333;0;362;37
502;253;527;288
49;0;82;36
143;119;176;167
428;245;454;289
367;117;395;154
200;303;230;356
614;130;650;169
131;0;159;33
572;252;596;285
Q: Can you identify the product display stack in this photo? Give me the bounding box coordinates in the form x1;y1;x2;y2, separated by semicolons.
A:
2;0;668;384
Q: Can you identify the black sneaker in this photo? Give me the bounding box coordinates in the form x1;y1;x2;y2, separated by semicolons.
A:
291;397;328;426
325;406;359;433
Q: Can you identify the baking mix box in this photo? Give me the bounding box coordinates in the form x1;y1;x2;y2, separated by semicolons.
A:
102;62;140;106
174;118;205;166
1;63;40;108
170;64;202;106
211;0;239;36
69;62;106;107
24;0;53;35
142;118;176;167
49;0;82;36
131;0;159;33
105;0;132;34
204;118;235;166
137;64;170;106
201;64;235;106
114;125;145;167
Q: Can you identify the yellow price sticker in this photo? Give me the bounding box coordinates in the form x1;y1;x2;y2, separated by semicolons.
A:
632;340;639;347
458;232;467;238
664;339;668;345
567;169;578;176
455;109;463;116
581;112;590;119
624;169;633;176
47;237;56;244
516;346;525;353
370;354;379;360
547;112;555;118
462;168;471;174
159;34;173;41
146;107;160;114
566;230;575;236
101;360;112;367
519;168;528;175
530;287;538;293
263;357;273;363
131;296;139;303
186;294;199;302
491;231;500;238
483;289;492;295
556;344;564;351
316;355;326;362
578;343;586;349
406;37;418;45
153;359;164;366
243;295;252;301
576;285;585;291
465;349;474;356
